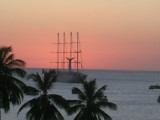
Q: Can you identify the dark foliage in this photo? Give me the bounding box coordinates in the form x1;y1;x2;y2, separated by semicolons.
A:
18;69;68;120
68;79;117;120
0;46;26;112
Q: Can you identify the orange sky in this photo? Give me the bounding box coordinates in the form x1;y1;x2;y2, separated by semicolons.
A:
0;0;160;71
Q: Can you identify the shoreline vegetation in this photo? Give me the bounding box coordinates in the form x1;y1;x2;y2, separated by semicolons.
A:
0;46;117;120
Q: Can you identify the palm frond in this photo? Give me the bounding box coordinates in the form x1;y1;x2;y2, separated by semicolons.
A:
27;73;43;90
96;108;112;120
25;105;41;120
49;104;64;120
10;76;27;89
68;104;85;115
96;101;117;110
43;69;57;90
48;94;68;110
94;85;106;100
72;87;86;100
0;46;12;63
74;110;84;120
1;87;10;112
10;68;26;78
24;86;40;95
3;76;24;103
82;79;96;100
1;82;23;112
67;100;83;106
4;54;14;65
18;98;39;115
24;99;64;120
7;59;26;67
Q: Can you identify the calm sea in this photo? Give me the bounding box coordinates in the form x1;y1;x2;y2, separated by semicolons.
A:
2;68;160;120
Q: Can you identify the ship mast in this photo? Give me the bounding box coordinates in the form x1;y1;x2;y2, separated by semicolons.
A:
57;33;60;70
63;32;65;71
77;32;79;72
51;32;82;72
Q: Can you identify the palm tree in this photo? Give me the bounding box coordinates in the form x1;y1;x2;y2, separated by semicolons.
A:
0;46;26;112
68;79;117;120
18;69;68;120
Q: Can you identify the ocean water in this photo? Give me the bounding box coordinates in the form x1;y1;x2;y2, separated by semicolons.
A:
2;68;160;120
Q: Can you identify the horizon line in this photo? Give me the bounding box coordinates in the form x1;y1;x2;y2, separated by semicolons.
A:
24;67;160;72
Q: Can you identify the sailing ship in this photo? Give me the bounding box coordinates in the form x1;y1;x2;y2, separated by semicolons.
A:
51;32;86;83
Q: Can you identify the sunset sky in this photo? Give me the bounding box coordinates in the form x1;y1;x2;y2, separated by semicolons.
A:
0;0;160;71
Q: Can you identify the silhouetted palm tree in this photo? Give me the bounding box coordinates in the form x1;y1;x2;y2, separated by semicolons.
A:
68;79;117;120
18;69;68;120
0;46;26;112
